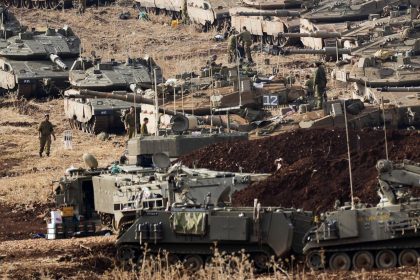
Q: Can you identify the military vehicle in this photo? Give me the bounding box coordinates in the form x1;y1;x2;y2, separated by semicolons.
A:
0;25;80;97
230;8;301;46
304;159;420;271
55;153;267;232
299;0;417;49
64;57;162;134
64;92;142;134
116;202;313;271
1;0;70;9
69;56;162;92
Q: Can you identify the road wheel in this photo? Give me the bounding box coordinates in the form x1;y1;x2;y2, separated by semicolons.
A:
48;0;60;9
398;249;418;267
306;251;324;270
37;0;46;8
183;255;203;272
353;251;374;270
12;0;21;7
329;252;351;271
376;250;397;269
116;245;138;269
22;0;32;8
253;253;269;271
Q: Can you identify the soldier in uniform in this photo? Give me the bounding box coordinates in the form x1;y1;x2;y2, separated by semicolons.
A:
227;31;238;63
401;26;413;40
78;0;86;15
239;26;253;63
38;114;56;157
124;106;136;139
313;61;327;109
141;117;149;136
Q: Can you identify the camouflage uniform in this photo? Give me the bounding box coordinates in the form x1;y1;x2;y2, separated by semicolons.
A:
227;34;237;63
239;29;253;63
78;0;86;14
313;64;327;109
141;123;149;136
305;78;314;97
124;111;136;139
38;120;54;156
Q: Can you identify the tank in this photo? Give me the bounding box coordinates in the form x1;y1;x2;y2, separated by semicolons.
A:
69;56;162;92
299;0;417;49
64;57;162;134
229;8;301;46
0;25;80;97
64;94;142;134
135;0;183;19
185;0;233;30
55;154;267;232
116;203;313;271
304;159;420;271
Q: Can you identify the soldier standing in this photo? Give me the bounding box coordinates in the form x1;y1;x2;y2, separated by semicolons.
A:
313;61;327;109
124;106;136;139
38;114;56;157
78;0;86;15
141;117;149;136
227;31;238;63
239;26;253;63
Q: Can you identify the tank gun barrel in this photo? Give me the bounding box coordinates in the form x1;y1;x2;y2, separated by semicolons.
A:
380;86;420;92
49;54;68;70
282;47;351;55
278;31;341;38
70;89;241;130
235;10;300;17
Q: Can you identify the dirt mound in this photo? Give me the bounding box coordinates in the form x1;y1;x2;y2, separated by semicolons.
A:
180;129;420;212
0;202;53;241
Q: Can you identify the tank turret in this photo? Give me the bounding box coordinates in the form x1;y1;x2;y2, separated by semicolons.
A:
0;25;80;97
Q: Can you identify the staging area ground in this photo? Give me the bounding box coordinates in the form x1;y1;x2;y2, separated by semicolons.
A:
0;5;419;280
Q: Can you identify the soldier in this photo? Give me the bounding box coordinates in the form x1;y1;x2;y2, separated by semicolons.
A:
141;117;149;136
227;31;238;63
124;106;136;139
38;114;56;157
78;0;86;15
313;61;327;109
304;74;314;97
239;26;253;63
401;26;412;40
382;4;391;17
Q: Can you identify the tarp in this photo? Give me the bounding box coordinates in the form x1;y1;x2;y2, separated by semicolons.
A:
172;212;207;235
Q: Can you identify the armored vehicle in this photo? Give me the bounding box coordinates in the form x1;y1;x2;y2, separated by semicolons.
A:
304;159;420;271
0;25;80;97
64;57;162;134
64;93;142;134
116;203;313;271
230;8;301;46
299;0;416;49
56;154;267;232
69;57;162;92
135;0;183;19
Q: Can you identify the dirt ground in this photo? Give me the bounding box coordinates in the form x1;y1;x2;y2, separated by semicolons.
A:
0;5;418;279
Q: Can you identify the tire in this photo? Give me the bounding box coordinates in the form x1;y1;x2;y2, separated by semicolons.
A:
376;250;397;269
329;252;351;271
352;251;374;270
37;0;46;8
398;249;419;267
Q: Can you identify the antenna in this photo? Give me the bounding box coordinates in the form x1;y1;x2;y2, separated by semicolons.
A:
343;100;355;209
381;96;389;160
153;66;159;136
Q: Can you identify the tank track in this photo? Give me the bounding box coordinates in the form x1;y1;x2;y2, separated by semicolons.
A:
68;115;122;134
116;243;274;273
305;239;420;271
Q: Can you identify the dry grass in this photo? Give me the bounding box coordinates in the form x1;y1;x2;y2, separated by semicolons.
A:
0;95;125;205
